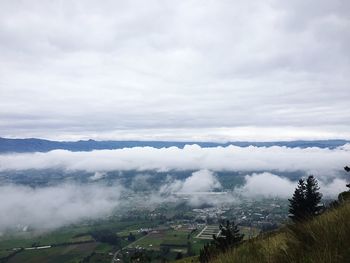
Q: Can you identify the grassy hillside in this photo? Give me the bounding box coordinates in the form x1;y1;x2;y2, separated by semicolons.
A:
176;202;350;263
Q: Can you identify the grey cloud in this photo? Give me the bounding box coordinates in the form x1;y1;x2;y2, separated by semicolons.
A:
0;0;349;139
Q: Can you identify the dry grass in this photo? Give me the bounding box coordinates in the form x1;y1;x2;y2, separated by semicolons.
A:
280;202;350;263
209;202;350;263
212;232;287;263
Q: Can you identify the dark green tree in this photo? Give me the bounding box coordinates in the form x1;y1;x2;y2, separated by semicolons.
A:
289;176;323;222
344;166;350;189
130;251;151;263
199;243;214;263
187;241;194;256
160;246;170;257
289;179;307;222
90;230;121;246
128;232;136;242
199;220;243;263
212;220;244;252
336;166;350;203
305;175;323;215
175;252;183;260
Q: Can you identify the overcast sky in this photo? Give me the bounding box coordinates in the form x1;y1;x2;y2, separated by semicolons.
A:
0;0;349;141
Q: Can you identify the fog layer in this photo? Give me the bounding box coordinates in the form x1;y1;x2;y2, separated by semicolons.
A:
0;144;349;176
0;170;347;232
0;184;123;232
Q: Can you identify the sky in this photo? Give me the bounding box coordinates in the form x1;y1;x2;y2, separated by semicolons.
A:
0;0;349;141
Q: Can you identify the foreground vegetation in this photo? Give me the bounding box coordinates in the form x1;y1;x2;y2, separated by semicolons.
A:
177;201;350;263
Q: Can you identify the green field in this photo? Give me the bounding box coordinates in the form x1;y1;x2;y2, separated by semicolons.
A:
0;218;165;263
6;243;96;263
0;221;262;263
1;216;266;263
191;239;208;254
128;229;190;250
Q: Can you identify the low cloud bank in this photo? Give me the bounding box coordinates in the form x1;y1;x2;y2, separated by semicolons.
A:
0;170;348;232
1;144;350;176
0;184;123;232
158;170;223;206
236;172;348;198
1;143;348;231
0;170;223;232
160;170;221;194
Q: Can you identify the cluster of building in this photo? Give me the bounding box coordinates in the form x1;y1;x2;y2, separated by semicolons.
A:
190;199;289;230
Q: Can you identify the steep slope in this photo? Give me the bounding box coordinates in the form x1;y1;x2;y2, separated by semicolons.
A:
176;202;350;263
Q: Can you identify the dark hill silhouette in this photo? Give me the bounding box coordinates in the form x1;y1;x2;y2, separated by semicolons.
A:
0;137;348;153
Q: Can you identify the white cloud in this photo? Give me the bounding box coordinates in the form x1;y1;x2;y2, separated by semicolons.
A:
180;170;221;193
235;172;348;198
89;171;106;181
0;169;347;231
158;170;226;207
0;184;123;232
159;169;221;194
0;170;222;231
130;174;152;191
0;145;349;177
319;178;348;197
236;172;296;198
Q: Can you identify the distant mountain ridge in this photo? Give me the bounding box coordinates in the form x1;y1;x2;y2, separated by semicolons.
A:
0;137;348;153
